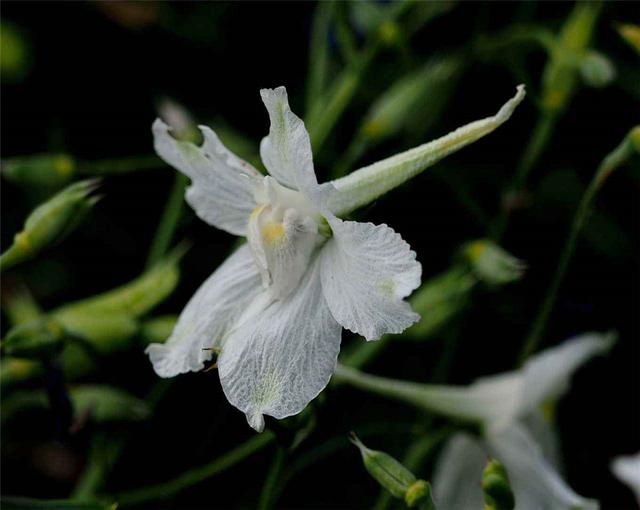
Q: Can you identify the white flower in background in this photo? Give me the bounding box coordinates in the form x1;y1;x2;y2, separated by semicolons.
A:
146;87;421;432
145;85;525;432
611;453;640;504
429;333;613;510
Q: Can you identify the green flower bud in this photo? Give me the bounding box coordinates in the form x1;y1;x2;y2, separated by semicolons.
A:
1;318;65;358
482;458;515;510
1;153;76;187
0;179;99;272
579;51;615;88
463;239;526;285
0;357;42;388
617;24;640;55
350;434;436;508
70;385;150;423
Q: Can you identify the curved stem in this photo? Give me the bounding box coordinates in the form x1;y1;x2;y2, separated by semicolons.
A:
258;447;287;510
519;128;638;362
114;432;275;507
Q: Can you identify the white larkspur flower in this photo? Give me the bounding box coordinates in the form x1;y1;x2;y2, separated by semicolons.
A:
430;333;613;510
611;453;640;504
146;87;422;431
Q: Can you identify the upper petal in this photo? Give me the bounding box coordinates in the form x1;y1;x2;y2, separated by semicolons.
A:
218;256;342;432
259;87;319;195
518;332;614;417
320;218;421;341
487;424;599;510
432;433;486;510
152;118;261;236
146;244;262;377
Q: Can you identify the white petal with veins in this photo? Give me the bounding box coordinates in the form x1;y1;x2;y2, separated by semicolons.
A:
153;119;261;236
146;244;262;377
320;217;421;341
218;256;341;432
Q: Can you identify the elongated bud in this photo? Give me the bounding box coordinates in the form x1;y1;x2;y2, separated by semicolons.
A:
70;385;150;423
463;239;526;285
541;2;600;113
483;458;515;510
1;318;65;358
329;85;525;216
617;24;640;55
350;433;436;508
158;98;201;144
0;179;100;272
1;153;76;187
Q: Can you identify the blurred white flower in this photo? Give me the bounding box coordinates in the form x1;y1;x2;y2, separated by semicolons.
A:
430;333;613;510
146;87;421;431
611;452;640;504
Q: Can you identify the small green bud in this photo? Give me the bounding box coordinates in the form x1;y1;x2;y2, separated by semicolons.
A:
579;51;615;88
70;385;150;423
1;153;76;187
482;458;515;510
1;318;65;358
0;179;99;272
350;434;436;508
463;239;526;285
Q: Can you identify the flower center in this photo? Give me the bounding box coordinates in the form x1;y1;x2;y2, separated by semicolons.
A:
247;176;322;300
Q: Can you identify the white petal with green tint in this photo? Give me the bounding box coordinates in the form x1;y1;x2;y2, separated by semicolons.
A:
146;244;262;377
487;424;599;510
432;433;486;510
260;86;318;194
320;218;421;341
152;119;261;236
328;85;526;216
218;256;341;432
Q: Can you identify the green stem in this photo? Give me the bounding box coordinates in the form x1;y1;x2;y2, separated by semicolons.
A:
114;432;275;507
305;2;334;116
258;447;287;510
79;155;161;176
492;112;557;240
145;173;189;269
518;127;639;362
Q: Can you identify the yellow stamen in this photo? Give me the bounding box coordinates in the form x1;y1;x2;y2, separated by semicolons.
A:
262;223;285;244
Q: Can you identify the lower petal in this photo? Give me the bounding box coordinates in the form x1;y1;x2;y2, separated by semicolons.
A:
218;255;342;432
146;244;262;377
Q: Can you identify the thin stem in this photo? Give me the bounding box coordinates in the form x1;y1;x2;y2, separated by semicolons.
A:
114;432;275;507
145;173;189;269
258;447;287;510
518;128;638;363
492;112;557;240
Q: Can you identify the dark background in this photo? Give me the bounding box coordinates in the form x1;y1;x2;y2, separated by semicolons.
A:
2;1;639;508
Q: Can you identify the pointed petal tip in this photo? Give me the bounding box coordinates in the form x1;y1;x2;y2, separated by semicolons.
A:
248;412;265;433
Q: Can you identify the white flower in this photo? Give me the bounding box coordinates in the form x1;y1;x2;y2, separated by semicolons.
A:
611;453;640;504
429;333;613;510
145;87;422;431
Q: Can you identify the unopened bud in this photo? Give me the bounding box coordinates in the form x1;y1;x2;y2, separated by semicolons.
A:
158;98;201;144
71;385;150;423
350;433;436;508
1;153;76;187
617;24;640;55
463;239;526;285
482;458;515;510
579;51;615;88
0;179;100;272
1;318;65;358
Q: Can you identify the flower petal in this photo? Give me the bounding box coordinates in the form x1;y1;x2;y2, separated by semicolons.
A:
218;256;342;432
152;118;261;236
146;244;262;377
611;453;640;503
432;433;486;510
320;218;421;341
259;87;319;195
487;424;599;510
519;332;614;417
